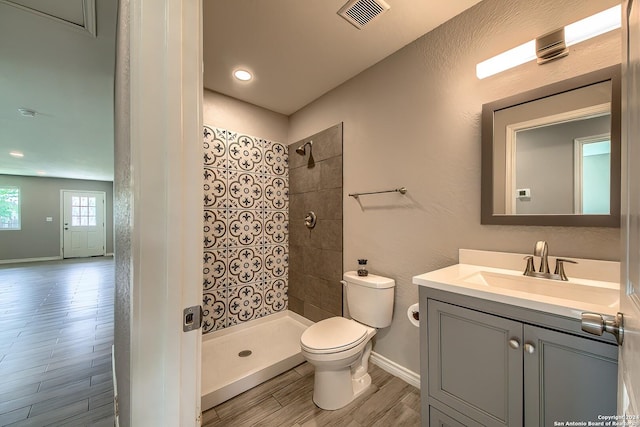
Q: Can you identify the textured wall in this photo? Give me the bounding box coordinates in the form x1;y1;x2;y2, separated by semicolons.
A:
0;175;114;260
288;123;344;322
202;125;289;332
203;90;289;142
288;0;622;374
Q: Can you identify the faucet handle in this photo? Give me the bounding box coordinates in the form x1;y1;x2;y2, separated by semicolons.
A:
523;256;535;276
554;258;577;281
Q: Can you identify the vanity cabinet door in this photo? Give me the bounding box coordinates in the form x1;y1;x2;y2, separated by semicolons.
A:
523;325;618;426
427;300;523;427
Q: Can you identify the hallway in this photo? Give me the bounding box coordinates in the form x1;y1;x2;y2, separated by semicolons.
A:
0;257;115;426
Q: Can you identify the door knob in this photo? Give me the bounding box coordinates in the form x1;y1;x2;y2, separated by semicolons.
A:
524;343;536;354
581;312;624;345
508;338;520;349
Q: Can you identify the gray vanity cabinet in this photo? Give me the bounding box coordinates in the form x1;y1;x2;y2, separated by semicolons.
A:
423;294;618;427
523;325;617;425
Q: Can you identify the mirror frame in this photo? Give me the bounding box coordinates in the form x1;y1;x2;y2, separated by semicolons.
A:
481;65;621;227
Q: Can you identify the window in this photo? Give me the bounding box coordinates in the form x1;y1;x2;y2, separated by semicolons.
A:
71;196;97;226
0;187;20;230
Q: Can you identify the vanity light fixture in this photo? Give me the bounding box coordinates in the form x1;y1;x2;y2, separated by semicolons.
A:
476;4;621;79
9;151;24;158
233;69;252;81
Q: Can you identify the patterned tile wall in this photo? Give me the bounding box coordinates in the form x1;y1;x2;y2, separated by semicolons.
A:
202;125;289;333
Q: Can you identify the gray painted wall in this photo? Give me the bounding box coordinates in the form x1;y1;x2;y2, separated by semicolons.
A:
0;175;114;260
515;115;610;214
287;0;621;374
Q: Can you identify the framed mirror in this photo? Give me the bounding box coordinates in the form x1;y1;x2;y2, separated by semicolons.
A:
481;65;621;227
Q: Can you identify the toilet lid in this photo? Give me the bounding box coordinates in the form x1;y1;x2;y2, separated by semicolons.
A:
300;317;368;354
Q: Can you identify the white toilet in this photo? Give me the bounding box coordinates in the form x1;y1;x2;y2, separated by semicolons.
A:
300;271;395;410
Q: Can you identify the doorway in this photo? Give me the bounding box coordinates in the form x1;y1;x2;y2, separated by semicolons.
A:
62;190;107;258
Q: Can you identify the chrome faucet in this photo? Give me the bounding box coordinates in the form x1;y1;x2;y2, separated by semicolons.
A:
534;241;550;273
523;241;577;281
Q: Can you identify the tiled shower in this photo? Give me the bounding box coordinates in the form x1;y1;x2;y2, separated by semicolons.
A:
202;126;289;332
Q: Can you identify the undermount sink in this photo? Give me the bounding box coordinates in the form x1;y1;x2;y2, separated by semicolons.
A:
413;249;621;319
460;270;619;308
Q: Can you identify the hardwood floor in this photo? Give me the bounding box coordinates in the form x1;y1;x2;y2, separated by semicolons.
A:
0;257;115;427
203;362;421;427
0;256;419;426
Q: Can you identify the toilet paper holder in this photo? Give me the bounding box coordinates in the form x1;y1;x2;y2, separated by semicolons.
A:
407;303;420;327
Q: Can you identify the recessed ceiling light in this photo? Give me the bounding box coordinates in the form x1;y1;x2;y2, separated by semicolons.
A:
234;69;253;81
9;151;24;158
17;108;37;117
36;170;46;175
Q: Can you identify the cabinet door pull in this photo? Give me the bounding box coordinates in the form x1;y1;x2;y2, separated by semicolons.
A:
524;343;536;354
508;338;520;349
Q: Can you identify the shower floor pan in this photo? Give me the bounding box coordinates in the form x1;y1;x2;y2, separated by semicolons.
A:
201;310;313;410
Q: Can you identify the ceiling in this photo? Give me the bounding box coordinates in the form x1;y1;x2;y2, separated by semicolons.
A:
204;0;482;115
0;0;116;181
0;0;482;181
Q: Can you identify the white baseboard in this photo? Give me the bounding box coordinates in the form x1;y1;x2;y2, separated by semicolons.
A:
370;351;421;389
0;256;62;265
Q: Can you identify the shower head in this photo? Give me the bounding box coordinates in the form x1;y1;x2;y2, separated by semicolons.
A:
296;140;313;156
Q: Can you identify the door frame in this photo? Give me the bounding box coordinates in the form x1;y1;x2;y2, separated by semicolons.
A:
59;189;107;258
122;0;203;425
620;0;640;416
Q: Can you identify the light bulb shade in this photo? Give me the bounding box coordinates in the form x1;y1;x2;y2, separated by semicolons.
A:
565;5;621;47
476;5;621;79
476;40;536;80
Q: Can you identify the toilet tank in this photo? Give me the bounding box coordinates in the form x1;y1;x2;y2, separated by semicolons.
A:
343;271;395;328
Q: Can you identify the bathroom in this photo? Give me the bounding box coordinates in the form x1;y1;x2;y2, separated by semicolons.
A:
114;0;636;425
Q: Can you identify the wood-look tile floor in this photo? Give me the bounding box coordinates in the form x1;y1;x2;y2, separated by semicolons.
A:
0;257;115;427
203;362;421;427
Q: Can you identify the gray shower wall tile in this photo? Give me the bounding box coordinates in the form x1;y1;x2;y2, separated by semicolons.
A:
314;220;343;251
304;276;343;317
288;123;343;167
303;302;335;323
319;156;343;190
289;163;321;194
287;124;344;321
202;125;289;333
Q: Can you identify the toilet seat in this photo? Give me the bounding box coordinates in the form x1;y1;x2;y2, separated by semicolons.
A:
300;317;368;354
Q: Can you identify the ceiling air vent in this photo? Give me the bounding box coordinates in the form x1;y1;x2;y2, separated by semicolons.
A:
338;0;390;30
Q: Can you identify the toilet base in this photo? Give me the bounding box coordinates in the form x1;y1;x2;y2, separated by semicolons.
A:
312;369;373;410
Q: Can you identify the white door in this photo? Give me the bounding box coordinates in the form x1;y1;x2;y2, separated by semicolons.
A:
620;0;640;416
62;190;106;258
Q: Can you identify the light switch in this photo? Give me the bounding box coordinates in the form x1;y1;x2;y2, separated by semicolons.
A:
46;217;53;222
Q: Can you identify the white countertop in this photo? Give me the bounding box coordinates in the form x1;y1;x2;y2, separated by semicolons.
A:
413;250;620;319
